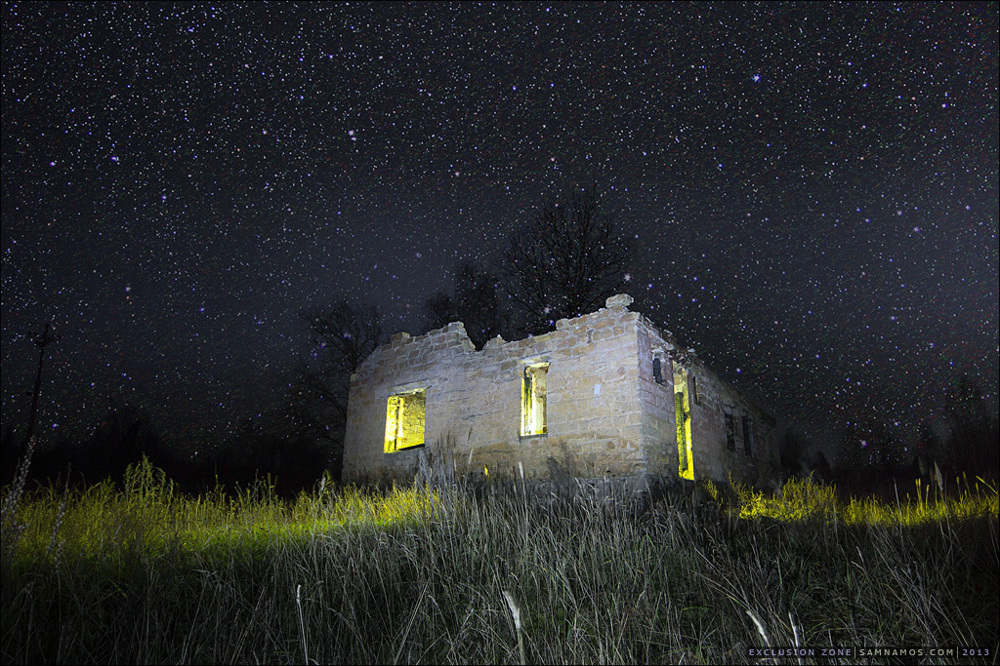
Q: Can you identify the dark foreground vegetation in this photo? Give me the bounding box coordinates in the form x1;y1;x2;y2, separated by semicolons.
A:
2;459;997;665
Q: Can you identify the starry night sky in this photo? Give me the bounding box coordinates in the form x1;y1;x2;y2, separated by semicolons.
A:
2;2;997;459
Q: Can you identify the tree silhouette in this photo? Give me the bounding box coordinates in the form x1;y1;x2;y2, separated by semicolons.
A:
499;187;631;334
943;374;999;477
77;402;163;483
302;300;384;377
424;291;458;332
779;428;808;477
810;449;833;483
835;419;904;487
210;392;329;495
914;422;946;481
21;323;59;451
295;300;386;475
424;260;503;348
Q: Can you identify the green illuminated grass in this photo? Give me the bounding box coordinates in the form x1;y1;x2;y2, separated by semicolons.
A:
2;458;997;664
733;474;999;526
4;458;444;569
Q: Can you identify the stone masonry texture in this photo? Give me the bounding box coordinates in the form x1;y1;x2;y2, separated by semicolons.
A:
342;294;779;486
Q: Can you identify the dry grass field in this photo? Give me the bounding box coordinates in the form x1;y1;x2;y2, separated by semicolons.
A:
2;458;997;664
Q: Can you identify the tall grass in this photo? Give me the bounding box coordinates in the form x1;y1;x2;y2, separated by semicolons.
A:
733;474;999;527
2;459;997;664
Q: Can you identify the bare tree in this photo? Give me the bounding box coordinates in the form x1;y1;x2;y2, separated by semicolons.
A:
303;300;384;376
835;418;905;487
22;323;59;450
424;291;458;333
779;428;808;477
499;187;631;334
943;374;999;477
424;260;503;348
294;300;386;473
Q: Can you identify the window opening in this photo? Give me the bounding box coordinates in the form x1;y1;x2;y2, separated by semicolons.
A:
521;364;548;436
674;366;694;480
652;357;664;384
725;411;736;451
384;390;426;453
742;416;753;456
690;375;699;404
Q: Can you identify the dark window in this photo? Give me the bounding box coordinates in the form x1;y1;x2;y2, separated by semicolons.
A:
742;416;753;456
653;357;663;384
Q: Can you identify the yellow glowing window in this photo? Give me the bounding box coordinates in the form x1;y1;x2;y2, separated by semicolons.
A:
384;390;426;453
674;367;694;480
521;364;548;436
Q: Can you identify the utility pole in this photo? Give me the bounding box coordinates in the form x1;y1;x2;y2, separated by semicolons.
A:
23;323;59;450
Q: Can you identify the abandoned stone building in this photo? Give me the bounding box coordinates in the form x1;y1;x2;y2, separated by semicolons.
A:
342;294;779;486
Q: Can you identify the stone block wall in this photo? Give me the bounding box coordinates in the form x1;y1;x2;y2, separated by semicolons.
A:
636;314;779;486
342;298;646;484
342;294;779;487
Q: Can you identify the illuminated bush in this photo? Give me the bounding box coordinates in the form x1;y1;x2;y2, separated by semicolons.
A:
733;474;998;526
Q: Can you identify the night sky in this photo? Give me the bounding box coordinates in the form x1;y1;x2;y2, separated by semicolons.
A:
2;2;997;460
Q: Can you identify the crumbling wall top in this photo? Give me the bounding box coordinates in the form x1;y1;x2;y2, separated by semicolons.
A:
605;293;634;309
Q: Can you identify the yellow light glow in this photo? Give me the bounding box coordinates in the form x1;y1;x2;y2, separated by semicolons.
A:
674;368;694;480
521;364;548;436
384;390;425;453
732;475;998;527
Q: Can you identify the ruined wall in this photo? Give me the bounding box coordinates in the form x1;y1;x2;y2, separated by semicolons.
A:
342;294;779;486
342;296;646;483
342;322;474;481
636;315;779;486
